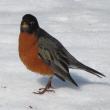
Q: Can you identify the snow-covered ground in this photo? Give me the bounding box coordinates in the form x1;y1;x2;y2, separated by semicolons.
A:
0;0;110;110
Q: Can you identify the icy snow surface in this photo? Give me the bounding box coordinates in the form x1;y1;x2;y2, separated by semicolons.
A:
0;0;110;110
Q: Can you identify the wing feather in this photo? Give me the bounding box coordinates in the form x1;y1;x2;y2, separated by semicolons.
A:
38;31;69;76
37;28;78;86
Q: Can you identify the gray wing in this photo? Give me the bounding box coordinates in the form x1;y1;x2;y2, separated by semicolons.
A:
37;29;78;86
37;29;105;82
38;36;69;75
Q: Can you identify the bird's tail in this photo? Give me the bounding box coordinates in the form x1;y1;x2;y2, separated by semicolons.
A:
70;61;106;78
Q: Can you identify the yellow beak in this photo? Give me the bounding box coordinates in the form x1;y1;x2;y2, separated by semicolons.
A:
22;22;29;28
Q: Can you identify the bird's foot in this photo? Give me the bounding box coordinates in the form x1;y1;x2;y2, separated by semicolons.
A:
33;77;55;94
33;87;55;94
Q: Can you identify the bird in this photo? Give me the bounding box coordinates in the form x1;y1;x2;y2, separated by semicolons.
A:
19;14;105;94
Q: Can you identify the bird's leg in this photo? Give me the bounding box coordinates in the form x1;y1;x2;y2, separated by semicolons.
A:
33;77;55;94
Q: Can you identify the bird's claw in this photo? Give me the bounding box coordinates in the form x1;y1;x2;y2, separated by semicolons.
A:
33;88;55;94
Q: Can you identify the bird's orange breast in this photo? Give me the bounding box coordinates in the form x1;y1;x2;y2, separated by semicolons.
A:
19;33;54;75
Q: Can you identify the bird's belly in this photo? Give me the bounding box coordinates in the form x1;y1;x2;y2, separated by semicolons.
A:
19;48;54;75
19;33;54;75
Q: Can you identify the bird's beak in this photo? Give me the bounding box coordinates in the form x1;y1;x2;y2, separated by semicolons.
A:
21;22;29;29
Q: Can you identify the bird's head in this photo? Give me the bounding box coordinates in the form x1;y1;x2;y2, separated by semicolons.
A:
20;14;39;33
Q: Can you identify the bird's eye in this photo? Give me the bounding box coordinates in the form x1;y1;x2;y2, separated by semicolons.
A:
30;21;35;25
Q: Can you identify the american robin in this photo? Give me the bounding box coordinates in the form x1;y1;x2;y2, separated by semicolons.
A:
19;14;105;94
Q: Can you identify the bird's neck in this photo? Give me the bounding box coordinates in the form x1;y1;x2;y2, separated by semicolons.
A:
19;32;38;56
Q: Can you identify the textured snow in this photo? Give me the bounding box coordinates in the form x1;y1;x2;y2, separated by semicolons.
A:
0;0;110;110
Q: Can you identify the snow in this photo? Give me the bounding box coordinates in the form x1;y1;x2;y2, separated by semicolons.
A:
0;0;110;110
